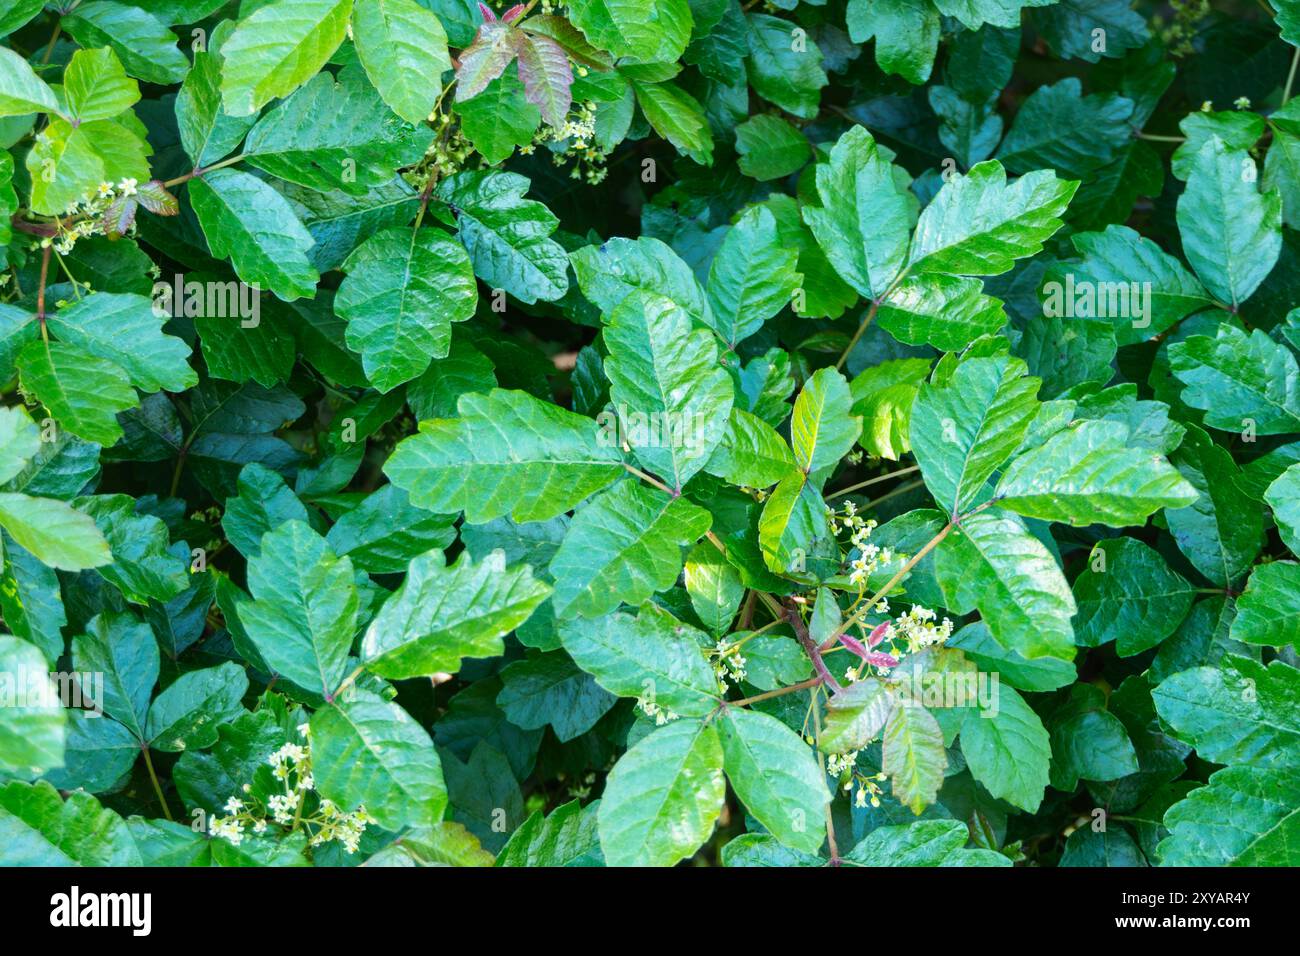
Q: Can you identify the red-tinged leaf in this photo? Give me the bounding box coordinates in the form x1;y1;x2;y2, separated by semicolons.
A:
520;15;613;70
137;181;178;216
839;632;867;659
865;651;899;669
502;3;526;22
455;21;519;101
867;621;889;648
478;2;496;21
102;196;138;239
513;32;572;130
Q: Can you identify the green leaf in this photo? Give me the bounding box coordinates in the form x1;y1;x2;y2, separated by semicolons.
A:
0;46;60;118
631;79;713;165
190;168;320;302
1152;657;1300;770
0;637;65;773
570;236;709;325
596;719;725;866
17;339;138;446
351;0;452;124
760;194;857;319
719;707;828;854
995;420;1197;526
454;68;542;165
846;0;939;85
1230;562;1300;650
498;799;603;866
74;494;189;602
735;114;809;181
934;507;1076;661
704;407;796;489
70;611;159;740
0;492;110;571
62;47;139;122
877;274;1007;352
47;292;196;393
1158;765;1300;865
62;1;189;84
175;51;257;168
335;226;478;392
385;388;624;523
745;12;827;119
1164;425;1262;588
757;471;837;582
557;604;719;716
704;205;800;347
910;354;1041;516
906;160;1077;278
0;408;39;489
822;678;897;753
1176;136;1282;307
1169;324;1300;435
145;661;248;752
361;548;550;679
994;78;1134;179
243;71;433;195
1047;224;1214;346
311;688;448;831
0;537;69;664
803;126;915;300
1072;538;1195;656
219;0;354;116
567;0;693;63
603;293;733;488
849;358;929;461
324;484;457;574
882;698;947;814
549;479;711;619
959;684;1050;812
496;652;617;741
1048;687;1138;789
843;819;1009;866
934;0;1052;29
0;782;139;865
195;307;295;389
221;462;308;558
1266;463;1300;558
790;366;860;479
237;520;358;697
436;170;569;304
26;116;151;216
683;540;745;635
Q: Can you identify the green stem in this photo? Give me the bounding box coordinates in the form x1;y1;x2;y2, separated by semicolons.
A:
142;746;174;822
827;465;919;501
1284;45;1300;105
161;153;247;188
1135;132;1185;143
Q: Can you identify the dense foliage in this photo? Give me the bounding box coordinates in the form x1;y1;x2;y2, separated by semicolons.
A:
0;0;1298;869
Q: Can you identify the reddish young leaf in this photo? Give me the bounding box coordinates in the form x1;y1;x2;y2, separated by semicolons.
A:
512;32;572;130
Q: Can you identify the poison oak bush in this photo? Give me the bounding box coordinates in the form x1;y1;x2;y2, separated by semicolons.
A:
0;0;1296;869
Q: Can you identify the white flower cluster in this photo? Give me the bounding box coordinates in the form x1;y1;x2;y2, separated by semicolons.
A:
888;606;954;653
829;501;894;586
206;722;373;855
822;750;889;808
638;697;680;726
712;638;747;689
41;179;139;255
531;101;608;184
